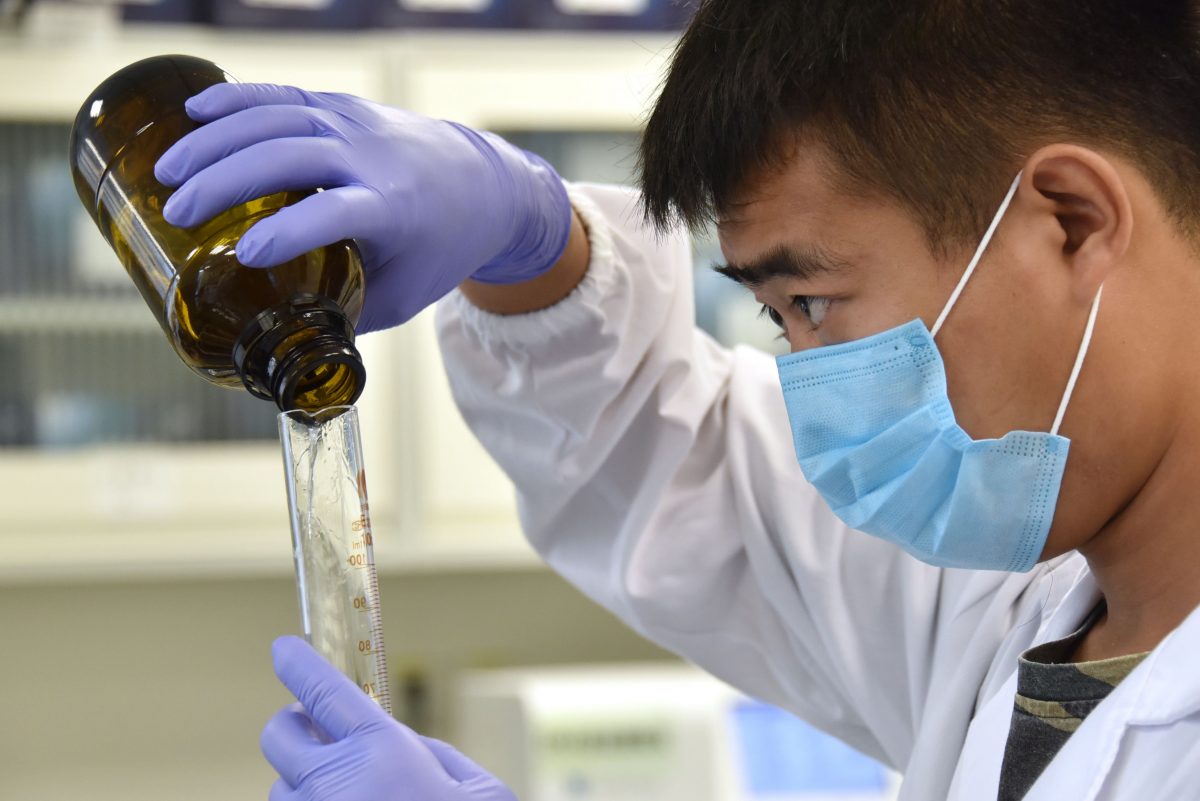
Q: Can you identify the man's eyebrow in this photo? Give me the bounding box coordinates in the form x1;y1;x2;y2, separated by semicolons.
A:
715;244;848;288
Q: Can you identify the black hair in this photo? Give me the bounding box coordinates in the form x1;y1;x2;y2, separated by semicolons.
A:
639;0;1200;249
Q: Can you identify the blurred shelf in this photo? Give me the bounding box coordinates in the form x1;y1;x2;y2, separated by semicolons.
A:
391;29;674;129
0;515;543;585
0;26;387;119
0;26;675;129
0;298;159;333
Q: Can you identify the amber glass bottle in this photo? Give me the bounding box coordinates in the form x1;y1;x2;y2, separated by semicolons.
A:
69;54;366;413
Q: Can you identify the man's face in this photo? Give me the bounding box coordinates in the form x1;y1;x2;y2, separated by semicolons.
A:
715;142;1168;563
716;145;1084;441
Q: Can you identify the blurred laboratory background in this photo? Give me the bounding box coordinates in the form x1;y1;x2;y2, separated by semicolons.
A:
0;3;895;800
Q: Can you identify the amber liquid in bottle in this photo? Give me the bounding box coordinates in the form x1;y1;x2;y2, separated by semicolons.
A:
69;55;366;412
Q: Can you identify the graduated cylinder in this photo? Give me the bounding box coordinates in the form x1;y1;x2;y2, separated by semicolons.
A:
280;406;392;714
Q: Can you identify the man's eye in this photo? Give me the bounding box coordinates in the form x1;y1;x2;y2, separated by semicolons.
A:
793;296;831;327
758;304;785;329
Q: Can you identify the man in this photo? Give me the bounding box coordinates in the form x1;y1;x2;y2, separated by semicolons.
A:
155;1;1200;798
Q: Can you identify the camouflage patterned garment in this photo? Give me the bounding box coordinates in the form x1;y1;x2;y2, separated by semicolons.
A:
997;602;1150;801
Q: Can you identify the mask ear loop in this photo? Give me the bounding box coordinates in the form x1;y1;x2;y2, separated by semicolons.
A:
930;172;1024;338
1050;285;1103;436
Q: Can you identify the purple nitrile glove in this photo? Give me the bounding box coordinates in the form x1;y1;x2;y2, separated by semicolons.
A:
261;635;517;801
154;84;572;334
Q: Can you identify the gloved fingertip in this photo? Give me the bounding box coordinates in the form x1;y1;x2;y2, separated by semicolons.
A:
153;160;178;187
271;635;307;664
162;191;191;227
154;144;191;186
183;86;229;121
183;95;209;120
237;232;273;267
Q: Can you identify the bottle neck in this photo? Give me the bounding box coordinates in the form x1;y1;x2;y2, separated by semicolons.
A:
233;296;365;412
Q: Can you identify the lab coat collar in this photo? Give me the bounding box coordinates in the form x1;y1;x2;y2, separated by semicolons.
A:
1021;566;1200;800
1033;558;1102;643
1041;561;1200;726
952;560;1200;801
949;562;1102;799
1125;598;1200;725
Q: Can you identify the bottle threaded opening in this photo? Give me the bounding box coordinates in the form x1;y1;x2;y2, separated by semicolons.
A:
233;296;365;412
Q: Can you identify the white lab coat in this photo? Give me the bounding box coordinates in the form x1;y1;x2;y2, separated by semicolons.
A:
435;183;1200;800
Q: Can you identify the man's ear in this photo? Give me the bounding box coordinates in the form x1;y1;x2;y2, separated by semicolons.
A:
1023;145;1133;305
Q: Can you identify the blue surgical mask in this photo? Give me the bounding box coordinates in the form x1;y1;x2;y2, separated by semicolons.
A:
776;173;1102;572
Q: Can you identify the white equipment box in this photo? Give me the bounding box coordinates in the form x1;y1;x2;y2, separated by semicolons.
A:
455;664;900;801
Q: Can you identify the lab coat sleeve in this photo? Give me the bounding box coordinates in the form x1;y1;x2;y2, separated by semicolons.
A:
435;183;1041;769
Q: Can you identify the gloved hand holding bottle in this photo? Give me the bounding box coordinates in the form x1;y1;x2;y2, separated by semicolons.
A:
154;84;574;333
262;635;516;801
